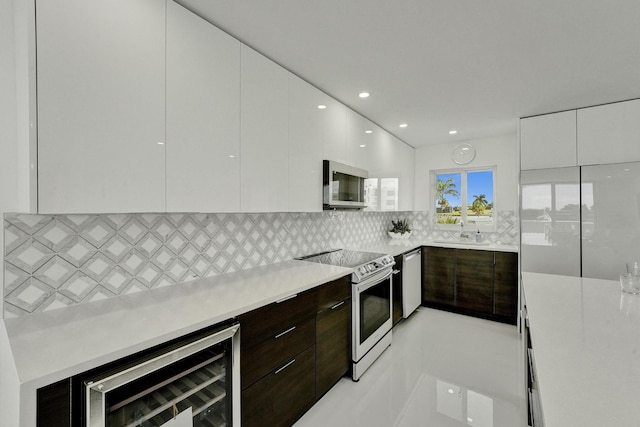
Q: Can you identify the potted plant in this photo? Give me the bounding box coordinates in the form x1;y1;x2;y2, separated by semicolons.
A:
388;218;412;239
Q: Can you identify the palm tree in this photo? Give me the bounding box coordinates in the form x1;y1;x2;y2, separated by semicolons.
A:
435;178;459;213
471;194;489;217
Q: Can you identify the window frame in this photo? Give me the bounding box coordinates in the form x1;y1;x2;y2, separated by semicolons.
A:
431;166;498;232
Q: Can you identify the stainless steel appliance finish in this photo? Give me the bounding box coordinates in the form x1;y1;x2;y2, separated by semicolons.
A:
85;322;240;427
297;249;394;381
323;160;369;209
402;249;422;318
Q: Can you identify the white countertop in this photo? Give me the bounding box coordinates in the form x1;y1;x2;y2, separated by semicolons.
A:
522;272;640;427
2;260;351;390
354;238;518;257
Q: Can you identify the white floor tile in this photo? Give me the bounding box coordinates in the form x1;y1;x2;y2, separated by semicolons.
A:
295;307;527;427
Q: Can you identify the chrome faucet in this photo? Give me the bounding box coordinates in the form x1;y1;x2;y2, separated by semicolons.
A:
459;220;470;240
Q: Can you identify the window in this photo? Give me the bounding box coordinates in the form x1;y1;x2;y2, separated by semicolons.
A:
434;169;496;228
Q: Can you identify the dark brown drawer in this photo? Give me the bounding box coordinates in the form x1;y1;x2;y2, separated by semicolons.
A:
316;297;351;397
242;345;316;427
317;275;351;312
241;316;315;389
239;288;317;348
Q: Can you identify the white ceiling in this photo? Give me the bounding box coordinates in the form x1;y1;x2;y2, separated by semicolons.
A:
179;0;640;148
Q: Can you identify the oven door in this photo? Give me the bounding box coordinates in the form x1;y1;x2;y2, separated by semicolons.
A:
353;268;393;362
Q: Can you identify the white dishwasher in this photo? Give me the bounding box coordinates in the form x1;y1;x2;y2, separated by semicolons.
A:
402;248;422;318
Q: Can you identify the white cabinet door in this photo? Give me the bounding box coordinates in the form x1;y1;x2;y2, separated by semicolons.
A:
36;0;166;213
577;99;640;166
288;75;325;212
240;46;289;212
166;1;240;213
345;109;376;171
520;167;581;277
520;110;577;170
396;138;415;212
323;97;347;164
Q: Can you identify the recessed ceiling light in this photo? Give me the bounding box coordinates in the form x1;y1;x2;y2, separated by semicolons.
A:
359;144;366;148
365;130;373;134
157;141;165;145
229;155;235;158
317;104;327;110
399;123;408;128
359;92;370;98
449;130;458;135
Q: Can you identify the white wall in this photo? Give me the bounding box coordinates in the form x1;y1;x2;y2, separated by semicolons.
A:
414;133;519;213
1;0;21;425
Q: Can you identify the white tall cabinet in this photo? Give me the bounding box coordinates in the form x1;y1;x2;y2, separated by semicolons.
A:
577;99;640;166
520;110;577;170
166;1;241;212
36;0;166;213
520;97;640;279
240;46;289;212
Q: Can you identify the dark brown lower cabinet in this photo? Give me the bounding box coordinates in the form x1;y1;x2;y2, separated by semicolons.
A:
37;378;71;427
422;246;518;324
494;251;519;323
455;249;495;314
240;274;352;426
316;296;351;397
242;345;316;427
422;246;456;308
392;255;404;325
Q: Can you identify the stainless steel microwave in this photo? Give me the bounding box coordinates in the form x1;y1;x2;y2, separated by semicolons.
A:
323;160;369;209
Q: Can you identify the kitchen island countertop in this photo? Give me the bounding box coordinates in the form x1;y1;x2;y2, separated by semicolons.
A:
523;272;640;426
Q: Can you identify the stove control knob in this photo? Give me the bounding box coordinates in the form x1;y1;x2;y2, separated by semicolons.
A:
359;266;367;275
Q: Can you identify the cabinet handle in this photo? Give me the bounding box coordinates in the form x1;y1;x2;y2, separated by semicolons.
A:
274;326;296;339
330;301;345;310
392;269;401;275
275;358;296;374
275;294;297;303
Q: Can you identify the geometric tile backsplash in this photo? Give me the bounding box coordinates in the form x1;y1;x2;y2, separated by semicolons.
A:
3;210;518;318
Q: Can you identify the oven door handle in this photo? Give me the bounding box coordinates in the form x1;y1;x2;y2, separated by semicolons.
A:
355;267;394;291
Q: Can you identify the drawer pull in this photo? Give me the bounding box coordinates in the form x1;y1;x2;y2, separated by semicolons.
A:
275;358;296;374
392;269;401;275
275;294;298;304
274;326;296;339
330;301;346;310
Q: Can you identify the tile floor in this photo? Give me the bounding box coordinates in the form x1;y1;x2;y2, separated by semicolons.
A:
295;307;527;427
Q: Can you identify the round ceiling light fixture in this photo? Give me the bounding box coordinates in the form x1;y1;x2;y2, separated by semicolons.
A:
359;92;370;98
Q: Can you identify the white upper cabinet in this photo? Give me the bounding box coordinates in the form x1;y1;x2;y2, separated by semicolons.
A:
345;109;372;170
240;46;289;212
323;97;347;164
520;110;577;170
577;99;640;166
166;1;241;213
363;127;414;212
36;0;166;213
288;75;325;212
395;138;415;212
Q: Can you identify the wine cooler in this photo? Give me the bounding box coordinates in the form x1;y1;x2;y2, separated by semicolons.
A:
84;322;240;427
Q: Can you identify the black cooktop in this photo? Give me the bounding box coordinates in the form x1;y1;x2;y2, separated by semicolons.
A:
296;249;387;268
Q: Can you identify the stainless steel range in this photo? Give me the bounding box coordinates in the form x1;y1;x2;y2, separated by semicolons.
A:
297;249;395;381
